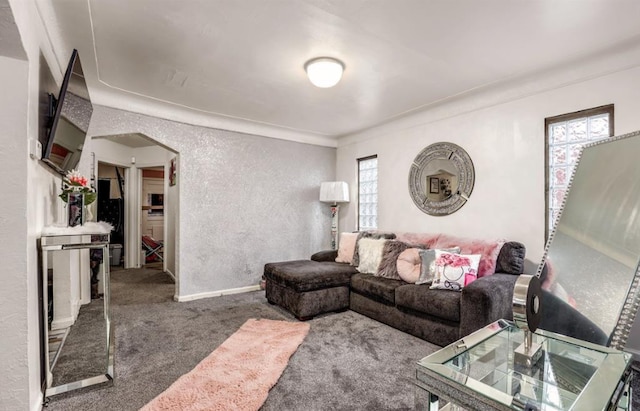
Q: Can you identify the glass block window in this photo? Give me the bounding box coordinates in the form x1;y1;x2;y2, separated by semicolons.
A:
358;156;378;231
545;105;613;237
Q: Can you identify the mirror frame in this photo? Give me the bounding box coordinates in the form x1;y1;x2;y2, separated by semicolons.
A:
536;129;640;350
408;142;475;216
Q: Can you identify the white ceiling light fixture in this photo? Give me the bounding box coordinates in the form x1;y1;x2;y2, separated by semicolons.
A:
304;57;345;88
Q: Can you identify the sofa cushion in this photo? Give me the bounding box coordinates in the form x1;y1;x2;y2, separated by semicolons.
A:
396;248;423;283
416;247;461;285
351;231;397;267
335;232;359;263
395;284;461;323
433;234;504;278
377;240;415;280
495;241;526;274
311;250;338;262
350;273;404;304
357;238;388;274
429;252;481;291
264;260;357;292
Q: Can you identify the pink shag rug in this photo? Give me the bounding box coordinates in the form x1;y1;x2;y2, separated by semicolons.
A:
141;318;310;411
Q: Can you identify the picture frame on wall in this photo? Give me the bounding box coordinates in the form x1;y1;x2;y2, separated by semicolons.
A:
169;157;177;186
429;177;440;194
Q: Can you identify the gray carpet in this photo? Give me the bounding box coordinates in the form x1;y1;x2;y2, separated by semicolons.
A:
45;267;439;410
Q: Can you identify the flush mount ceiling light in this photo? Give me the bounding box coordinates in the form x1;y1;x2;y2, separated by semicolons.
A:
304;57;345;88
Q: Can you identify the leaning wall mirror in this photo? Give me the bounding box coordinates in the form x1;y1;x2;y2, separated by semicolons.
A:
537;129;640;350
408;142;475;216
40;233;114;397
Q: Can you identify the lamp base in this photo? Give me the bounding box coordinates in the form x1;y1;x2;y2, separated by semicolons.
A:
330;204;339;250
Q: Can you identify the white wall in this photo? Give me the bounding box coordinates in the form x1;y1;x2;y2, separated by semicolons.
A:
2;0;66;409
337;65;640;264
337;64;640;353
0;55;32;411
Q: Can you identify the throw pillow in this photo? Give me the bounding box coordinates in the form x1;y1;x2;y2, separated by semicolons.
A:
430;250;481;291
416;247;461;285
356;238;388;274
377;240;422;279
351;231;397;267
396;248;423;283
433;234;505;278
335;232;359;263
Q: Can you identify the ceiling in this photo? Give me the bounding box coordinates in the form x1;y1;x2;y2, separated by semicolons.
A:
37;0;640;145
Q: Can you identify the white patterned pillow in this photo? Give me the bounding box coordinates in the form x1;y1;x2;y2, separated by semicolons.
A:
429;250;481;291
357;238;388;274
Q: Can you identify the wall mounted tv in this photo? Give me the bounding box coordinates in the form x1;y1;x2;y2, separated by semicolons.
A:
42;49;94;175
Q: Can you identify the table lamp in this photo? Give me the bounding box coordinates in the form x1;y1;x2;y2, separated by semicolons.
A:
319;181;349;250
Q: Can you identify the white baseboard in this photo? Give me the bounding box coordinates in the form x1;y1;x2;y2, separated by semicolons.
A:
51;316;74;330
175;284;261;302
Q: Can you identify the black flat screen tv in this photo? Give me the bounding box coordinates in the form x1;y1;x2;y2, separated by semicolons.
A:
42;49;94;175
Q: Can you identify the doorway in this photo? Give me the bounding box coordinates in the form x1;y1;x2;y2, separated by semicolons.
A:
91;132;179;297
97;162;126;268
140;166;165;270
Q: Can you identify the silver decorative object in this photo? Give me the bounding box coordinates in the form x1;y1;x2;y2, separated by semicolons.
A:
408;142;474;216
512;275;542;368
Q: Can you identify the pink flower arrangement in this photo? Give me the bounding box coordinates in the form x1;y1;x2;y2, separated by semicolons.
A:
435;253;471;268
59;169;96;205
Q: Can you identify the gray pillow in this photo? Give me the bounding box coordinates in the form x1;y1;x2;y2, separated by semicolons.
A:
351;231;396;267
416;247;461;285
376;240;410;279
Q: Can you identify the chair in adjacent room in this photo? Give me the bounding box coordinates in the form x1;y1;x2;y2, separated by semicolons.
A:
142;235;163;263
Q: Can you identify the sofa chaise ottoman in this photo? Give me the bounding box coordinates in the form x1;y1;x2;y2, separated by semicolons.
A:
264;251;358;320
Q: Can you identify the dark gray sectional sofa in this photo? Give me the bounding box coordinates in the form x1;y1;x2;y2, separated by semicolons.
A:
264;241;525;347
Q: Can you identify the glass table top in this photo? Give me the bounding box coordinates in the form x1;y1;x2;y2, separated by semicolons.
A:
417;320;632;411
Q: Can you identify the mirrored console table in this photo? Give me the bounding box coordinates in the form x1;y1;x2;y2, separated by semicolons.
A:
415;320;632;411
39;230;114;397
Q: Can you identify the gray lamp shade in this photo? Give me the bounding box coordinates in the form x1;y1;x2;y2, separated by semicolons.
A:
319;181;349;203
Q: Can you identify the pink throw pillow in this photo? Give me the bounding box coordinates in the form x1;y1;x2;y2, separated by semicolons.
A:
335;232;358;263
397;248;422;283
433;234;504;278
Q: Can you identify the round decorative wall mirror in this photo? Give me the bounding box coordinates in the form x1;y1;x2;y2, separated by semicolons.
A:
408;142;475;216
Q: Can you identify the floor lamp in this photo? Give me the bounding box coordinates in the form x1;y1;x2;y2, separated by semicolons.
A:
320;181;349;250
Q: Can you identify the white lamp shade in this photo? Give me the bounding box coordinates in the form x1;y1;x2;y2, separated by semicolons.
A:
320;181;349;203
305;58;344;88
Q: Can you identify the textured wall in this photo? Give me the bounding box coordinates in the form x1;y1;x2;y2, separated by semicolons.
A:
0;56;30;411
84;106;335;298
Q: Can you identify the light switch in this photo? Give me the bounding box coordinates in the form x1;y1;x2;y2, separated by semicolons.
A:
29;139;42;160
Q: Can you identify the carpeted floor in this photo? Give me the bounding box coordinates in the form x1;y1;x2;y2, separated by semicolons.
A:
44;266;640;410
45;267;439;410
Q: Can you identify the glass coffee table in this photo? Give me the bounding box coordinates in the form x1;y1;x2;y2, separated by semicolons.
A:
415;320;633;410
